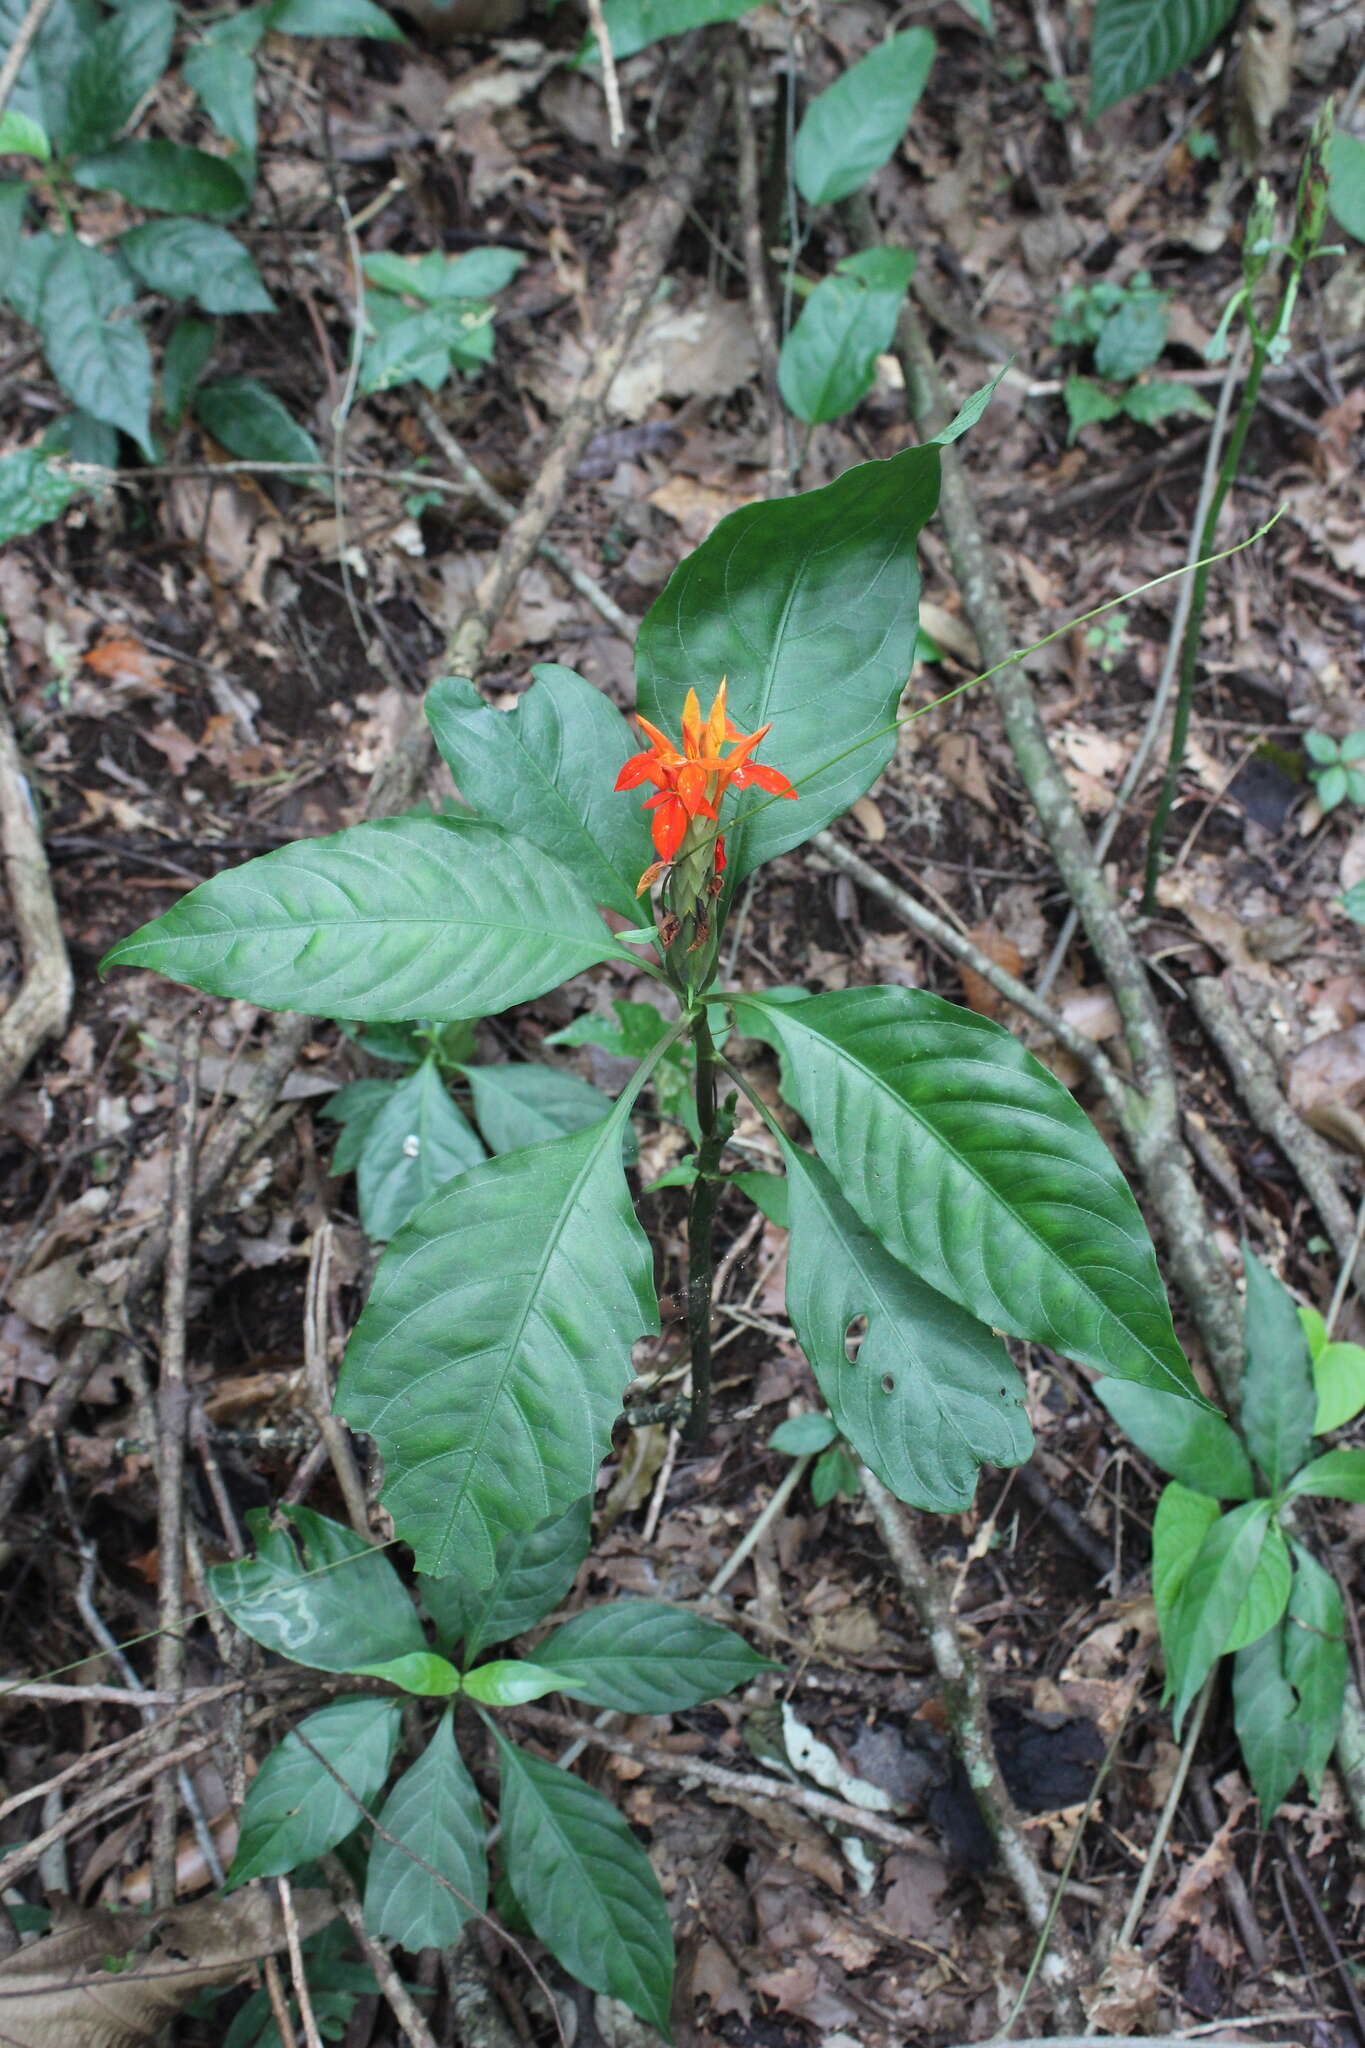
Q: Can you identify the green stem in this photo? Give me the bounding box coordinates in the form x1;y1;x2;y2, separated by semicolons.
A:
1141;281;1294;911
682;1010;731;1447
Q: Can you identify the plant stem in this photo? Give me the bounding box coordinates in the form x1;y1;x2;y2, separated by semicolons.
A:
1140;282;1292;911
683;1010;729;1446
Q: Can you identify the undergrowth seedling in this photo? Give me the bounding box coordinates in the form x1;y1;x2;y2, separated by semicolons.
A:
1304;729;1365;814
1051;271;1211;443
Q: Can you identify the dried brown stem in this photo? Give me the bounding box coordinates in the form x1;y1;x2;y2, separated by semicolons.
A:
0;699;73;1105
729;45;788;492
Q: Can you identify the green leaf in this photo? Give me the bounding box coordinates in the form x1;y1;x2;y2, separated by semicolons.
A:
0;448;81;544
0;109;49;158
61;0;174;156
362;247;525;302
359;300;493;392
792;29;936;207
1313;1340;1365;1433
355;1057;486;1242
1224;1517;1291;1652
1152;1480;1220;1647
1094;1377;1253;1499
365;1714;487;1951
5;228;59;325
1064;372;1123;442
1316;763;1348;811
324;1076;397;1175
782;1142;1031;1512
1233;1626;1305;1816
71;140;248;217
548;998;674;1061
1163;1499;1271;1732
420;1495;592;1662
811;1444;861;1503
734;987;1199;1399
1121;378;1213;425
208;1504;426;1673
183;34;258;164
161;316;216;429
193;375;320;474
427;668;651;920
101;815;620;1022
37;240;153;459
1285;1447;1365;1503
0;183;25;274
733;1169;788;1229
1299;1303;1329;1357
462;1062;631;1162
0;0;98;145
1342;879;1365;923
337;1100;658;1580
1328;130;1365;243
462;1658;573;1704
41;409;119;466
591;0;757;61
354;1650;461;1694
494;1730;674;2038
777;247;914;425
268;0;404;34
120;221;273;316
959;0;993;30
1094;288;1167;379
637;445;940;882
1088;0;1240;118
769;1412;837;1454
929;364;1008;446
1284;1544;1346;1796
528;1601;773;1711
1241;1245;1317;1493
229;1697;401;1884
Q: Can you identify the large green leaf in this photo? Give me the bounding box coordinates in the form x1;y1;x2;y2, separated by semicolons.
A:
193;376;319;471
120;221;273;315
337;1096;658;1580
494;1731;674;2038
782;1142;1030;1512
355;1057;485;1242
37;240;153;459
230;1697;401;1885
593;0;756;61
420;1495;592;1661
735;987;1198;1398
364;1714;488;1951
1241;1246;1316;1493
101;815;622;1021
208;1505;425;1673
71;140;248;216
1088;0;1240;118
528;1600;773;1711
1094;1377;1254;1500
428;668;650;919
1284;1544;1346;1797
1163;1499;1271;1732
0;0;99;144
1233;1626;1305;1817
792;29;935;206
636;448;939;882
61;0;175;156
778;248;915;426
462;1062;631;1161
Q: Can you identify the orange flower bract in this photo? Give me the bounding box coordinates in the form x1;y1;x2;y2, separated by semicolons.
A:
614;680;797;882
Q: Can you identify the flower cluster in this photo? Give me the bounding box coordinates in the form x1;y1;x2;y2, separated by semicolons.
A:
614;680;796;897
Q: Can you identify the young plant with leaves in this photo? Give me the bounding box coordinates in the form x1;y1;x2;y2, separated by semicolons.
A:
1097;1247;1360;1813
1051;271;1212;443
105;425;1207;2012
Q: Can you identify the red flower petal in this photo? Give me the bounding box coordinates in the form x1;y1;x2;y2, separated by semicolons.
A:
651;796;687;859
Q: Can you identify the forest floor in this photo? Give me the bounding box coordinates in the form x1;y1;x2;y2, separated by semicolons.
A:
3;1;1365;2043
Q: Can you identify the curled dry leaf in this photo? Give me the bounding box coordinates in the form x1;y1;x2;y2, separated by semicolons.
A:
1286;1023;1365;1161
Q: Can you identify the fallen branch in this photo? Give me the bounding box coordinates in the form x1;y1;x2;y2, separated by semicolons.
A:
0;700;74;1106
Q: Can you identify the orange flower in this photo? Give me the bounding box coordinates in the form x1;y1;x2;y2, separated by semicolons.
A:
615;679;797;875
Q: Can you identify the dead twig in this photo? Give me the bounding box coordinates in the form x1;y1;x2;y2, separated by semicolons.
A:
322;1855;442;2048
303;1223;371;1539
0;698;74;1105
729;43;789;492
584;0;625;148
278;1875;324;2048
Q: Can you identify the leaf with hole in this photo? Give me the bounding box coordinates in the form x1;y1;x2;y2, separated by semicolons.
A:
637;447;940;882
528;1601;774;1711
428;668;651;921
1088;0;1240;118
494;1730;674;2038
208;1505;426;1673
1094;1377;1254;1499
792;29;936;206
120;222;273;316
353;1058;485;1242
783;1142;1031;1512
1241;1244;1317;1493
337;1097;657;1580
229;1697;401;1884
778;248;915;425
102;815;621;1022
364;1714;487;1951
734;986;1199;1398
419;1495;593;1661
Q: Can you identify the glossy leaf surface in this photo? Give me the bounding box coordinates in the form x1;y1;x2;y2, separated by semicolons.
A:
495;1730;674;2037
103;815;620;1022
736;987;1198;1397
1094;1377;1254;1499
637;449;939;881
338;1104;657;1580
783;1143;1030;1511
462;1062;630;1160
365;1714;487;1950
230;1698;401;1884
419;1495;592;1662
208;1505;424;1673
792;29;935;205
528;1601;773;1711
355;1058;485;1242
